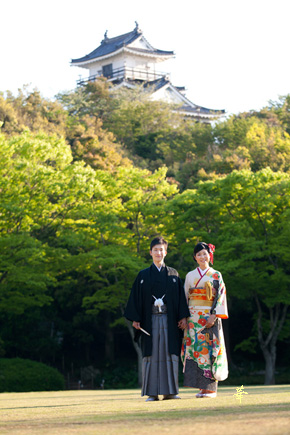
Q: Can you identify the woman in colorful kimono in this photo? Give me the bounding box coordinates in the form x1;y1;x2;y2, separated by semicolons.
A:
181;242;228;398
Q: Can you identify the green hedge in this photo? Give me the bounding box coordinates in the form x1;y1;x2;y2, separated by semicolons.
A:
0;358;65;392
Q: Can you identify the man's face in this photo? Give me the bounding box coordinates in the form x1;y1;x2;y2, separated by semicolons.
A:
150;244;167;265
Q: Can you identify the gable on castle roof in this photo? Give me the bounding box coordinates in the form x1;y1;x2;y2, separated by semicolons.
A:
148;78;225;118
71;24;174;65
111;77;225;120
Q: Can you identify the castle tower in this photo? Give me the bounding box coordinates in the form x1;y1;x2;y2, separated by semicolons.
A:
71;23;225;121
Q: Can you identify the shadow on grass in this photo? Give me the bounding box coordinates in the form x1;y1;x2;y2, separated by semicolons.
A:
85;402;290;424
1;404;82;410
0;387;290;432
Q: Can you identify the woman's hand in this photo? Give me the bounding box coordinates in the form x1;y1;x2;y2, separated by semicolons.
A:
205;314;216;328
132;321;140;329
178;318;187;330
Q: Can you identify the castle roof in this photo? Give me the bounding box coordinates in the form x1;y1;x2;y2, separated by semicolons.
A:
71;23;174;66
113;76;225;119
147;77;225;117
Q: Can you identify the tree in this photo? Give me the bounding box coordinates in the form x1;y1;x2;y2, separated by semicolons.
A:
0;94;19;134
107;86;197;168
57;81;132;171
2;86;67;136
0;130;112;365
217;169;290;384
165;168;290;384
213;114;290;174
56;78;115;121
268;94;290;135
0;234;53;315
81;166;179;382
65;114;132;171
0;130;179;379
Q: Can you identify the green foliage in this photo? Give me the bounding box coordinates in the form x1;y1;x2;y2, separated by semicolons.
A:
164;168;290;383
234;336;258;354
0;234;53;315
57;81;133;171
0;94;19;134
0;358;65;392
0;129;180;374
65;115;132;171
166;168;290;293
0;131;76;315
1;83;290;384
267;94;290;135
56;78;115;121
82;245;145;315
3;85;290;187
1;86;67;136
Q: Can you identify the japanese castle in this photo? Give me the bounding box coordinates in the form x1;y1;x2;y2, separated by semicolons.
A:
71;23;225;121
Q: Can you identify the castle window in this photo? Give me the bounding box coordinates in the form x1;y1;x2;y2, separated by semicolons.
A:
102;64;113;78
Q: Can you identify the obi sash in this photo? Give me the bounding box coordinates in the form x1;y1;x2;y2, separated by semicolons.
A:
188;287;216;307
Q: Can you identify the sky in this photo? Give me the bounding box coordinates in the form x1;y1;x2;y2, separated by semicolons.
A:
1;0;289;116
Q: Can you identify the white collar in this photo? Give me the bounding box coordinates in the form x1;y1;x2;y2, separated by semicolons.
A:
153;263;164;272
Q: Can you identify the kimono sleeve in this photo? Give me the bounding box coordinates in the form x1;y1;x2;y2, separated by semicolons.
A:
184;272;191;302
178;276;190;321
214;271;228;319
124;273;142;322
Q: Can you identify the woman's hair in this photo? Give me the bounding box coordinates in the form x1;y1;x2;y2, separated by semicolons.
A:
193;242;210;257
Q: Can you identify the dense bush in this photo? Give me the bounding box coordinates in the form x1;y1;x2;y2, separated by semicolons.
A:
0;358;65;392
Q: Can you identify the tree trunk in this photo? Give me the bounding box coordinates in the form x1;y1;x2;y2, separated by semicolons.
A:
255;296;288;385
126;320;143;386
263;347;276;385
104;312;114;363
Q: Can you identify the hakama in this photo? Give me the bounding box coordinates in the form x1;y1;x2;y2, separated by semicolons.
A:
142;311;179;397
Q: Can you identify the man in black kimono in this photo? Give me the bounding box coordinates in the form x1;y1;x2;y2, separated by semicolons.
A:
124;237;190;401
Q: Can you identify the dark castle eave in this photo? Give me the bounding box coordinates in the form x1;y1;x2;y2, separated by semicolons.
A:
71;27;174;65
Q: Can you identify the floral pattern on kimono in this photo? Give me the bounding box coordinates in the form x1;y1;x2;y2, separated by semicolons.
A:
181;267;228;382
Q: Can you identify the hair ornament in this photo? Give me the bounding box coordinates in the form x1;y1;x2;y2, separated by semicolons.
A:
208;243;215;264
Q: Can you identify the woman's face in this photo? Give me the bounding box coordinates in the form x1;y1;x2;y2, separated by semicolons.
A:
194;248;210;269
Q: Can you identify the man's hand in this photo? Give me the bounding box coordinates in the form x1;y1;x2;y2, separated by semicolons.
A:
133;321;141;330
178;318;187;330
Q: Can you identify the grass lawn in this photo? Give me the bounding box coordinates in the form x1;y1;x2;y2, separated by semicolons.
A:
0;385;289;434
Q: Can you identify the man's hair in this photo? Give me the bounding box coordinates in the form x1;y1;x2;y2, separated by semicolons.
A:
150;237;168;250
